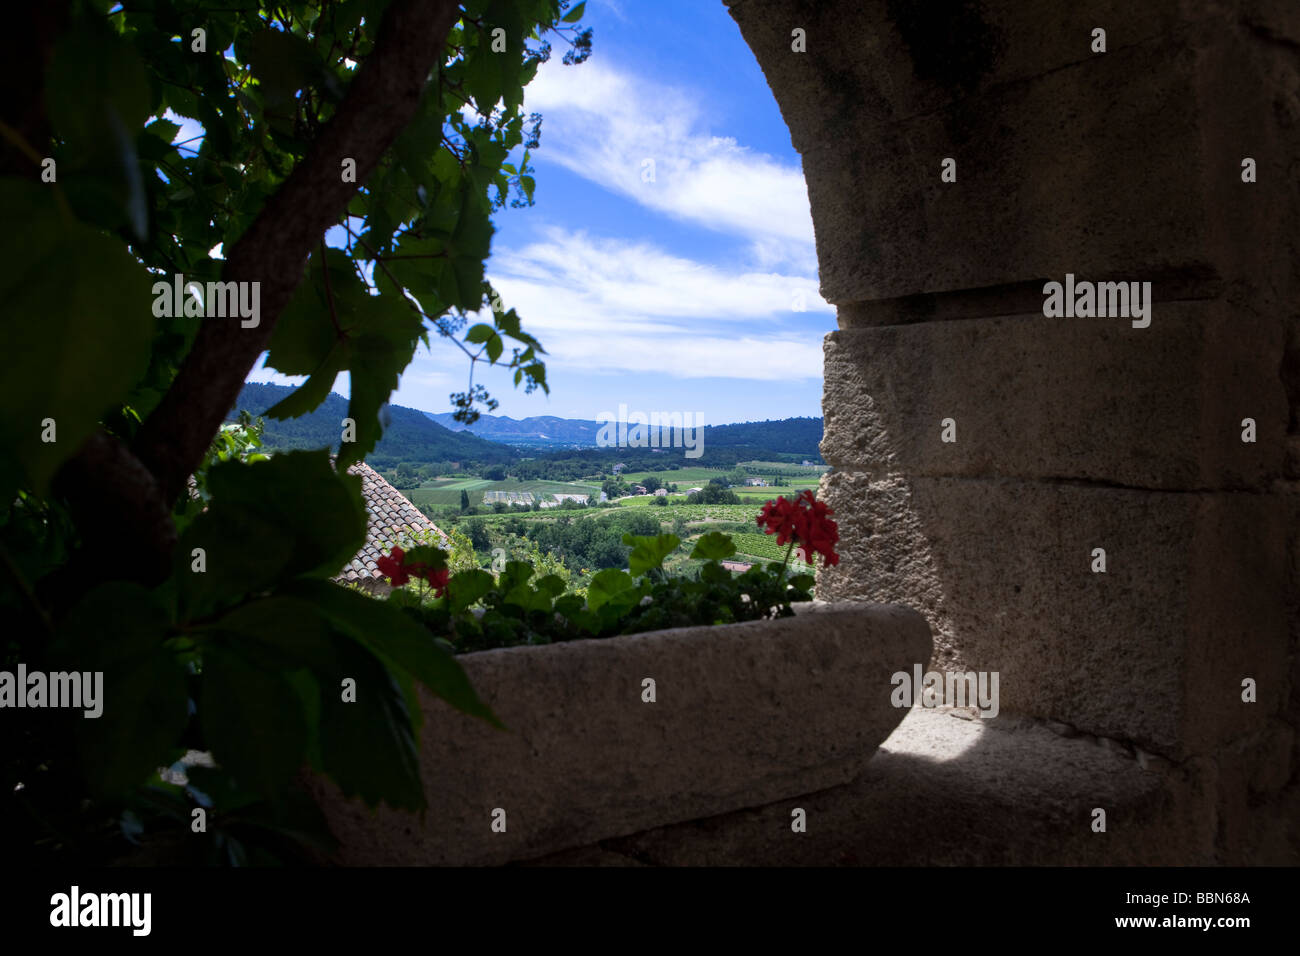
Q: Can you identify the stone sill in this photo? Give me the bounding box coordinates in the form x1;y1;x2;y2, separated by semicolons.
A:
311;601;932;865
524;707;1231;866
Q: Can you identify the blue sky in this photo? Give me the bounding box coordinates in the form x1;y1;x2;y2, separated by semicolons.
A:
246;0;833;425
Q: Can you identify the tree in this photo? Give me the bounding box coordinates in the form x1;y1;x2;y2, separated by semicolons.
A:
460;489;471;512
690;485;741;505
0;0;592;864
463;517;492;552
642;475;661;493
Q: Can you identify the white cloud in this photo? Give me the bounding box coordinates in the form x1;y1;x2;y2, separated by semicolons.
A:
491;227;828;325
523;61;815;256
543;331;824;380
462;227;829;380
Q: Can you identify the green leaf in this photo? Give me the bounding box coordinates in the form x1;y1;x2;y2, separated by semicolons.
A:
446;569;494;612
262;360;344;420
586;568;640;614
700;561;732;584
201;647;309;805
287;579;502;729
690;531;737;561
464;322;495;345
175;507;294;619
443;189;493;309
0;181;154;495
265;247;425;463
196;597;340;674
264;252;350;378
534;574;567;598
503;582;554;614
562;2;587;23
144;119;181;145
788;573;816;594
245;29;324;116
53;584;189;798
317;634;424;810
622;533;681;577
46;27;151;147
498;560;534;592
176;451;366;617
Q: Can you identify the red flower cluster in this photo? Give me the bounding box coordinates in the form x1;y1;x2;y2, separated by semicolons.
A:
375;546;450;596
756;491;840;567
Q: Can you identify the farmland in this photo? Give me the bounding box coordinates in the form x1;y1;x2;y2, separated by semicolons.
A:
727;532;814;568
615;461;826;486
470;502;765;529
407;477;600;509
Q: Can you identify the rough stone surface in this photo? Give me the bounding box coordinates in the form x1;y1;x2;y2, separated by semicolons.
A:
815;471;1288;758
729;2;1300;306
716;0;1300;865
524;708;1226;866
727;0;1206;157
821;307;1289;490
310;602;932;865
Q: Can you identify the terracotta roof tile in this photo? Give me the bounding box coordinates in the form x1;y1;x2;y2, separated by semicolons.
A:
187;458;440;588
338;461;445;587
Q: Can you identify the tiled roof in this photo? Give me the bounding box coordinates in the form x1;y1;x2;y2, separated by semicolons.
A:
337;461;446;586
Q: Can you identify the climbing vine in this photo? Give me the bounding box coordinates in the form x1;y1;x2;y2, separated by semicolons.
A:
0;0;589;864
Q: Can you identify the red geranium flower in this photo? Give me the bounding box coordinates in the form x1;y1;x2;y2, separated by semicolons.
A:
756;491;840;567
376;546;412;586
425;566;450;598
377;544;452;595
756;496;800;546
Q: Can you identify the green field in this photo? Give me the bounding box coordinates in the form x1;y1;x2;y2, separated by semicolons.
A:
408;478;600;509
728;532;814;567
739;460;828;473
617;494;690;506
614;467;726;485
615;464;825;486
731;485;816;499
614;485;815;504
465;501;761;527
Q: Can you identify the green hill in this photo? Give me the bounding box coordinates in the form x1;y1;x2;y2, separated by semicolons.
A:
230;382;517;468
701;417;822;454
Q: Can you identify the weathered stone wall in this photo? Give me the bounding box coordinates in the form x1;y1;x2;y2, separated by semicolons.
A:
312;603;931;865
727;0;1300;862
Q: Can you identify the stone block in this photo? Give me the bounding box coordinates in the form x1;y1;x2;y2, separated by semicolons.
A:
309;603;931;865
820;305;1289;490
726;0;1207;158
816;471;1288;757
813;26;1300;302
728;0;1297;305
528;708;1218;865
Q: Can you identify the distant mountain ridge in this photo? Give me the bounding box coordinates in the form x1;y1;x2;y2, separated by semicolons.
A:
231;383;824;464
231;383;516;466
427;411;824;454
426;411;601;446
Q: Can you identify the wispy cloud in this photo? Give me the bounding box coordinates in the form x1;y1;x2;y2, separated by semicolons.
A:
523;61;815;259
473;227;828;380
493;227;827;323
